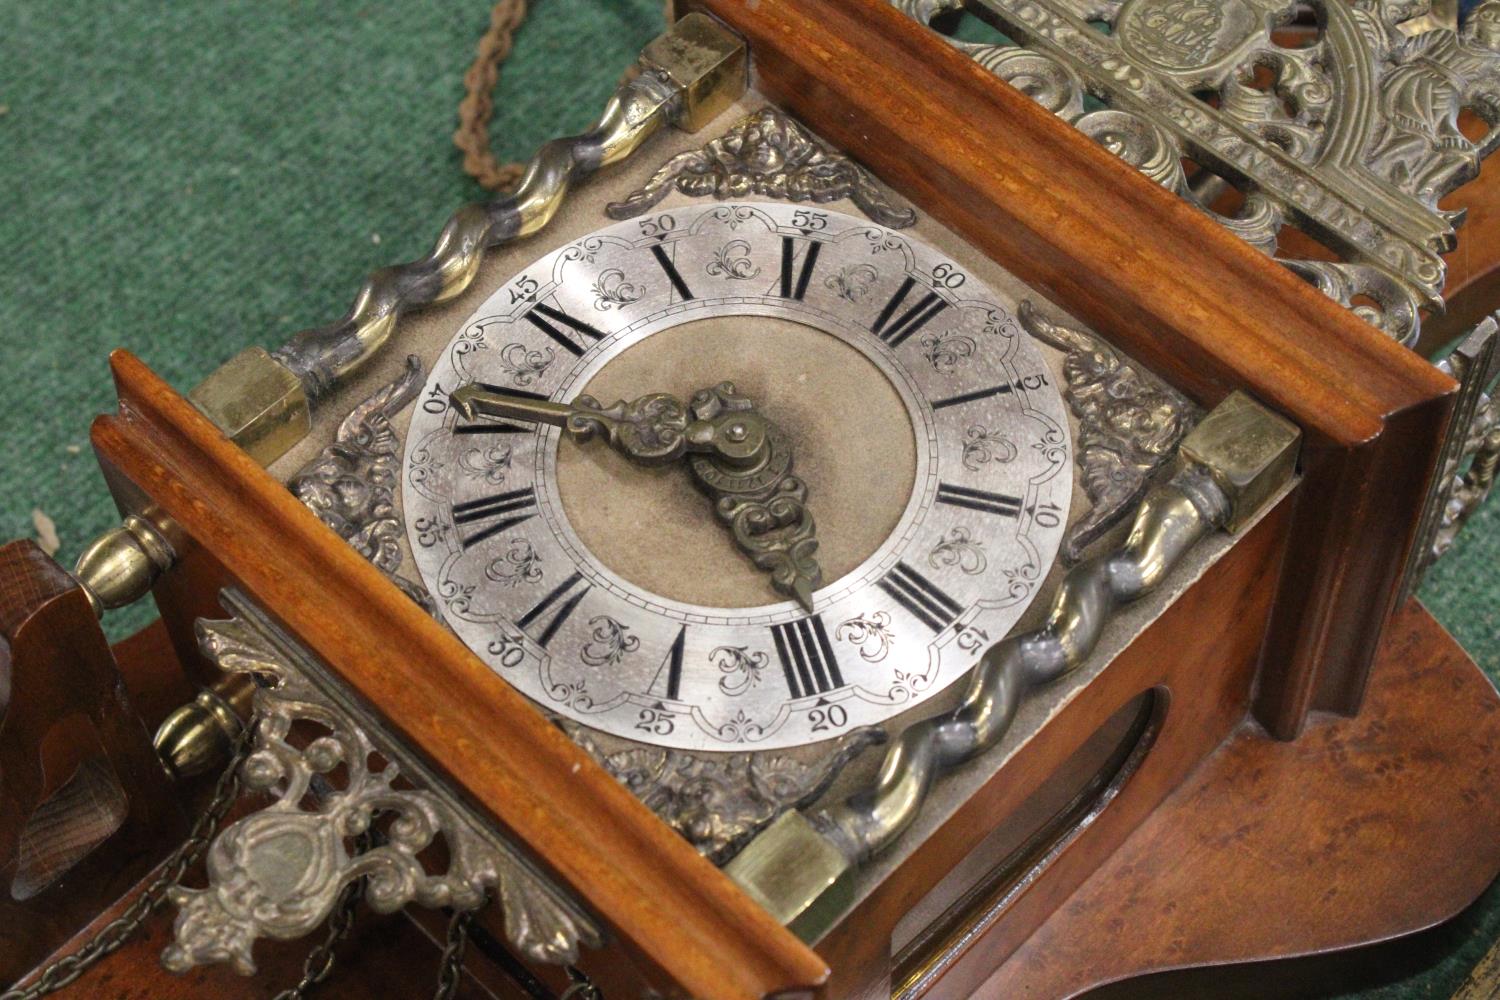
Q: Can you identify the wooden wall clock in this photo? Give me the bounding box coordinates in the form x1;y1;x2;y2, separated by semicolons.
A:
2;2;1498;999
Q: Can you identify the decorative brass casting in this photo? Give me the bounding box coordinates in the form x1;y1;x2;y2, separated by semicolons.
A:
896;0;1500;574
561;721;885;865
726;391;1300;939
897;0;1500;347
1405;315;1500;594
1018;301;1200;562
607;107;919;229
288;355;439;615
163;597;601;975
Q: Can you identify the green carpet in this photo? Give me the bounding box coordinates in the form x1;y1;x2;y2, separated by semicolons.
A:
0;3;1495;996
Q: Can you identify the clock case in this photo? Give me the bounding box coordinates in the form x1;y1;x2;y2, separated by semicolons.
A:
6;2;1499;998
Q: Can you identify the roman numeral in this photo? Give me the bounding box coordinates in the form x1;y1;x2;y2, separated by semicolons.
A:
872;276;948;347
523;302;604;357
517;571;589;647
880;561;964;632
474;383;547;400
771;616;844;699
452;488;537;549
650;244;694;301
650;625;688;701
779;237;822;300
931;383;1014;411
936;483;1023;518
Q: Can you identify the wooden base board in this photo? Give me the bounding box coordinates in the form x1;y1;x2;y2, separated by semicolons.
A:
14;601;1498;999
977;600;1500;1000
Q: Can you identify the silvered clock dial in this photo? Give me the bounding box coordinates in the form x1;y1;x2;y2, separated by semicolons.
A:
402;202;1072;751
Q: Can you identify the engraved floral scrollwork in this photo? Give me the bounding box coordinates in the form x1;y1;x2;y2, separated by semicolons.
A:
713;645;770;696
485;537;543;588
437;578;476;616
580;616;641;668
921;330;979;375
705;239;763;279
459;443;512;485
549;679;596;712
928;526;988;575
962;424;1019;471
449;327;488;376
497;342;555;386
591;267;644;310
162;606;600;975
562;722;883;864
835;611;896;663
825;262;879;301
606;107;918;229
1020;301;1198;562
715;710;767;744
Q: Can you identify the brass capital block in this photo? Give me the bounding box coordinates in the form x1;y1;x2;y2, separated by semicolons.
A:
644;12;748;133
725;810;854;943
189;346;310;466
1180;390;1301;533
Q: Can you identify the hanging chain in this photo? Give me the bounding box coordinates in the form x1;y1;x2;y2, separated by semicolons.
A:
270;831;373;1000
11;9;583;998
559;966;602;1000
1;720;258;1000
433;905;480;1000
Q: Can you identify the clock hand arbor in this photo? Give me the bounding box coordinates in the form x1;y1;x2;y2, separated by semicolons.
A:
450;381;824;612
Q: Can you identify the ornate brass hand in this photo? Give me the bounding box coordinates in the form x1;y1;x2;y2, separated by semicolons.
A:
451;381;823;611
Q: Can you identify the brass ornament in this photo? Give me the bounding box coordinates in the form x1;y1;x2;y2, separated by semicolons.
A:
727;391;1301;937
898;0;1500;347
163;598;601;975
451;379;825;610
1018;301;1200;562
606;107;919;229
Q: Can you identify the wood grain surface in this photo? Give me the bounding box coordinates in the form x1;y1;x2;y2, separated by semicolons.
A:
824;488;1295;999
87;351;828;1000
983;600;1500;1000
684;0;1458;740
0;541;184;986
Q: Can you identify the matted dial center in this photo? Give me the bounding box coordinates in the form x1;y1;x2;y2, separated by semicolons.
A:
555;316;917;608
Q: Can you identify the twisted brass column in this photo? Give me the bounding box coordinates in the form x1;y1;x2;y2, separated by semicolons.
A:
105;14;748;780
191;13;746;461
726;392;1300;939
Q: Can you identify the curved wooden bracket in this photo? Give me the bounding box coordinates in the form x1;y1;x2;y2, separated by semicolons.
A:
0;541;181;985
